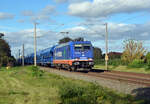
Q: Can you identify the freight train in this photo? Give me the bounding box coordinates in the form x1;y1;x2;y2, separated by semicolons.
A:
25;41;94;71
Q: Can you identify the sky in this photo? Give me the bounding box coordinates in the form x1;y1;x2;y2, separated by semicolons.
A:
0;0;150;58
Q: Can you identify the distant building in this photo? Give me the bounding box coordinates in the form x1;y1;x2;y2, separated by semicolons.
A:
108;52;122;59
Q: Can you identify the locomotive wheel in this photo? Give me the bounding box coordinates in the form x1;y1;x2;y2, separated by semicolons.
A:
68;67;72;71
58;65;61;70
70;66;76;72
56;65;60;70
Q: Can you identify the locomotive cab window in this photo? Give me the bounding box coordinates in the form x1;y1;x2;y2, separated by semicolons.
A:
74;44;91;51
74;44;82;50
83;45;91;50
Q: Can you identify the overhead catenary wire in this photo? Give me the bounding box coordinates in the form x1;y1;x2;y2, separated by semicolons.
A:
76;0;131;37
118;12;148;23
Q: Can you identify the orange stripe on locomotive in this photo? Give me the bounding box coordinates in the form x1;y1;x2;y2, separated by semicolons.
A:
53;60;73;65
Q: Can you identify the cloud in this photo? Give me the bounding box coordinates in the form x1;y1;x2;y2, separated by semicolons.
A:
0;12;14;20
22;10;34;16
4;21;150;56
54;0;87;4
68;0;150;18
17;19;26;23
5;28;64;56
62;21;150;41
60;22;150;52
54;0;68;4
21;5;56;23
41;5;56;15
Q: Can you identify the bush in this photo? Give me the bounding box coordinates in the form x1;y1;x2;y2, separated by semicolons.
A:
31;66;44;78
0;63;2;69
128;59;145;68
108;59;122;66
147;61;150;69
59;82;102;104
59;82;86;103
145;60;150;70
94;59;123;66
58;81;142;104
94;59;105;65
146;52;150;62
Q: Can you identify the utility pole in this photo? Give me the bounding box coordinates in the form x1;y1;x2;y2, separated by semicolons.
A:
18;49;21;65
34;23;37;66
105;23;109;71
18;49;20;59
22;44;24;66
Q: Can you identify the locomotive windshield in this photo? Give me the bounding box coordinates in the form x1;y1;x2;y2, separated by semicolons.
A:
74;44;82;50
83;45;90;50
74;44;91;51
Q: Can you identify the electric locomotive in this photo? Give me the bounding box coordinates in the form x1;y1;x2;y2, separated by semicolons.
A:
53;41;94;71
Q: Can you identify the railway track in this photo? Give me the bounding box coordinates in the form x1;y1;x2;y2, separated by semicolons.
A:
87;72;150;86
41;67;150;87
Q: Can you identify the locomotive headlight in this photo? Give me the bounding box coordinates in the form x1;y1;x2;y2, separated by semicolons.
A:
74;62;80;65
89;62;94;65
88;58;93;61
75;58;79;61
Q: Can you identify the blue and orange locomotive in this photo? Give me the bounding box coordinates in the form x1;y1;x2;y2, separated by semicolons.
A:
25;41;94;71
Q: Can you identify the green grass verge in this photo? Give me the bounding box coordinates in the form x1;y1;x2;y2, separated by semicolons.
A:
0;66;149;104
94;65;150;74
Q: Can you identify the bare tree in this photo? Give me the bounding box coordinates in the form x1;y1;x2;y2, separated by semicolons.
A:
121;40;146;64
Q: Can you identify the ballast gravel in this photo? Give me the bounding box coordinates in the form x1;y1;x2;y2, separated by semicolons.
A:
41;67;150;99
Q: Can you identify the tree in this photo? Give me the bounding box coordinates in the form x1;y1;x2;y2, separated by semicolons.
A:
93;47;102;60
0;39;11;57
0;33;4;38
59;37;85;44
146;52;150;63
121;40;146;64
145;52;150;69
59;37;72;44
74;37;84;41
0;34;15;66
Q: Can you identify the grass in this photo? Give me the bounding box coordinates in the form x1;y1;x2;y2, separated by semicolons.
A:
0;66;149;104
94;65;150;74
0;66;60;104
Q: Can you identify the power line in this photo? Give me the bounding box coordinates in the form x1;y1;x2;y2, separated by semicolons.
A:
118;13;148;23
101;0;129;18
87;0;148;24
80;23;105;38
